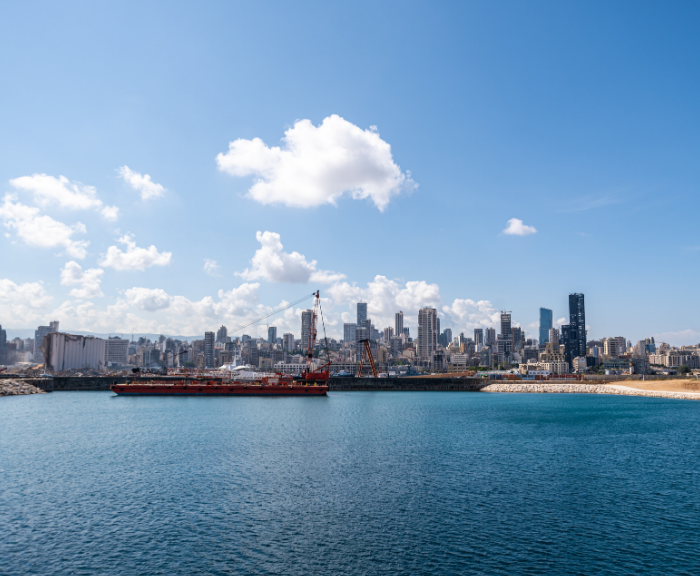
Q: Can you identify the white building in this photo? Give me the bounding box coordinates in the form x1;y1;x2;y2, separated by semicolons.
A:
42;333;105;372
418;307;437;360
104;337;129;365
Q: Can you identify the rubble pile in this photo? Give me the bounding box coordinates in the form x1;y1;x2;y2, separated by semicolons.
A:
0;379;46;397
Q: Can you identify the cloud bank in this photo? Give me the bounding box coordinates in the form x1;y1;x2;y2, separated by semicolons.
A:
216;115;416;211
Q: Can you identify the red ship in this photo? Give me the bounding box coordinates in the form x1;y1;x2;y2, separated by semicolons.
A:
111;291;331;397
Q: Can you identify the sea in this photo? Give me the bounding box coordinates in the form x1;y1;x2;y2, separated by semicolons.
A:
2;391;700;575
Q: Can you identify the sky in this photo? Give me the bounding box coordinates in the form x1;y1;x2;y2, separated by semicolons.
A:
1;0;699;345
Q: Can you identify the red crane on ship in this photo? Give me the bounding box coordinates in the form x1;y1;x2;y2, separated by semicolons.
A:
300;290;332;384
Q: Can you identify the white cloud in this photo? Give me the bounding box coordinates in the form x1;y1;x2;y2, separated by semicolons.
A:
10;174;102;210
0;194;89;258
556;317;567;326
442;299;501;332
100;205;120;221
0;278;53;326
60;261;104;299
203;258;221;277
118;166;166;200
99;234;172;271
216;115;416;211
237;231;344;284
653;329;700;347
125;287;172;311
503;218;537;236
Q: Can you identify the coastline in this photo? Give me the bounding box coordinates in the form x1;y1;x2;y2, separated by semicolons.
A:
0;379;47;397
480;382;700;401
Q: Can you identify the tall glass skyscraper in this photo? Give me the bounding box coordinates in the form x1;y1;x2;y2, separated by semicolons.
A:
539;308;553;344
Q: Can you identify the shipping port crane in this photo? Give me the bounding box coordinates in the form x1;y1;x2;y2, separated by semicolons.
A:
357;338;378;378
300;290;332;384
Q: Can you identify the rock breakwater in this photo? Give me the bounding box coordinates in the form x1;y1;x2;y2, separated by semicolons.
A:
481;382;700;401
0;379;47;397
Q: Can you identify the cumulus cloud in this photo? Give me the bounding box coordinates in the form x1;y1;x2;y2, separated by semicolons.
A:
203;258;221;277
100;205;120;221
99;234;172;271
60;261;104;299
216;115;416;211
0;194;89;258
118;166;166;200
0;278;53;326
10;174;102;210
442;299;501;331
237;231;345;284
503;218;537;236
125;287;172;311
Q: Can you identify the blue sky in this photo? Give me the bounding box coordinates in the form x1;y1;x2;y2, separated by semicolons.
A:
1;1;699;345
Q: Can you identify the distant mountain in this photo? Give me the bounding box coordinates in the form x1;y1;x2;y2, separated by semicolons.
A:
3;328;203;343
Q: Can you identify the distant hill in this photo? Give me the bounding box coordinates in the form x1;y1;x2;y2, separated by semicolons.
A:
4;328;203;343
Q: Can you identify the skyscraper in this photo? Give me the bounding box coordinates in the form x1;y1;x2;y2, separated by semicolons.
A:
34;321;59;363
500;312;512;338
0;324;7;366
267;326;277;344
301;310;313;351
443;328;452;347
562;293;586;367
204;331;215;368
418;307;438;360
485;327;496;346
473;328;484;346
357;302;367;326
539;308;552;344
216;325;228;343
283;333;295;353
395;311;404;337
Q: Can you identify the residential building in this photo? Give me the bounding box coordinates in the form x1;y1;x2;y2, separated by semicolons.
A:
485;327;496;346
283;333;295;353
301;309;313;351
383;327;394;342
343;323;357;344
549;328;560;346
539;308;553;344
216;325;228;343
500;312;512;338
395;311;404;338
417;307;438;360
473;328;484;347
204;331;215;368
34;320;59;363
267;326;277;344
564;293;586;366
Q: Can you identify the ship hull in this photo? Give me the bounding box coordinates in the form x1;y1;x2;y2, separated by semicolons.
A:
111;383;328;396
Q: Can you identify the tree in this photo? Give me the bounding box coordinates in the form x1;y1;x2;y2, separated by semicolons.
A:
678;364;691;375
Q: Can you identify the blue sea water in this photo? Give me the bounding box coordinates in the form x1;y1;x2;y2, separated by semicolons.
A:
1;391;700;575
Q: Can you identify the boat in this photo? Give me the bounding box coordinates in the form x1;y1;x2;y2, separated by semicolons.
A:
111;290;331;397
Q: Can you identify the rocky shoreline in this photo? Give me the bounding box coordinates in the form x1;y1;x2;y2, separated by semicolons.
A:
0;379;47;397
480;382;700;401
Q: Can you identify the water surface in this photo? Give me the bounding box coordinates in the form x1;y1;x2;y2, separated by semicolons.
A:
2;391;699;575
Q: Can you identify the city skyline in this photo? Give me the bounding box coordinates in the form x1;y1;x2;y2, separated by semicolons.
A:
1;2;699;346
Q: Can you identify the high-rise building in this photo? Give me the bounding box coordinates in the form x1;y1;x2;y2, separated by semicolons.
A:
436;317;441;339
216;325;228;343
301;310;313;351
343;323;357;344
267;326;277;344
395;311;404;338
417;307;438;360
444;328;452;347
283;333;295;353
473;328;484;346
485;327;496;346
512;327;523;349
34;321;59;363
563;293;586;367
204;332;215;368
549;328;560;345
357;302;367;326
383;327;394;342
500;312;512;338
539;308;553;344
104;337;129;365
0;324;7;365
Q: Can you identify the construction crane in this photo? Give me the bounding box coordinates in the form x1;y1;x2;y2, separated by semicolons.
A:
357;338;378;378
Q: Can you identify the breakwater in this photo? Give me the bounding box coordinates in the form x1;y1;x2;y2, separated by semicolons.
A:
481;382;700;401
0;379;47;396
